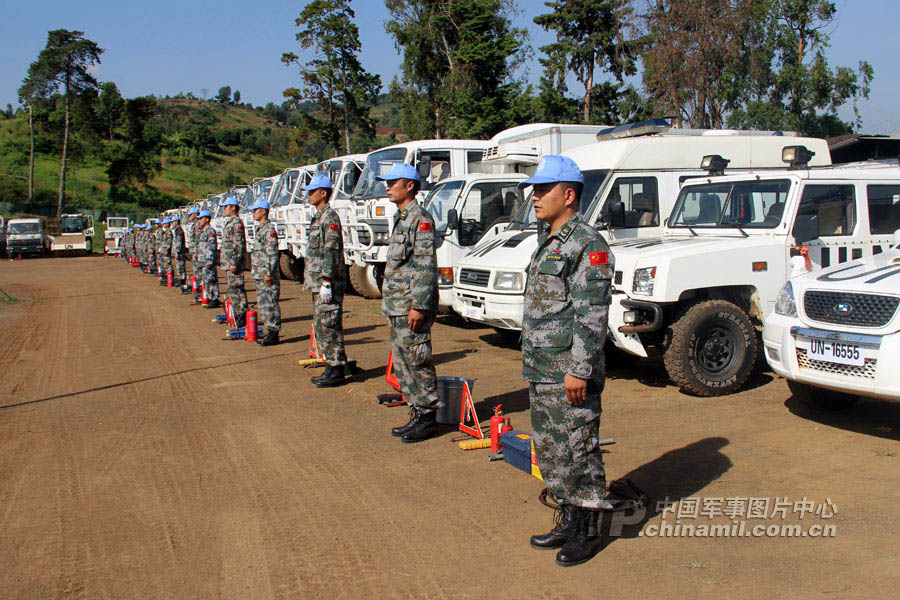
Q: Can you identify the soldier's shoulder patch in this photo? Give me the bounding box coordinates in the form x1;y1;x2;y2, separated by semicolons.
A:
269;231;277;238
237;225;243;231
589;251;608;266
418;221;432;231
329;223;339;231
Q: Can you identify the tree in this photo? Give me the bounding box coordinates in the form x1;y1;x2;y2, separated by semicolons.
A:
233;89;241;104
726;0;873;137
282;0;381;154
98;81;124;140
216;85;232;103
106;96;161;189
386;0;527;139
534;0;636;123
20;29;103;218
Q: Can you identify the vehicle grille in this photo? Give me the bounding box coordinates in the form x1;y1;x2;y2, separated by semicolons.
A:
803;291;900;328
458;268;490;287
795;348;877;380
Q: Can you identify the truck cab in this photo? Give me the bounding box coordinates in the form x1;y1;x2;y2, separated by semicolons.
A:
607;157;900;397
104;216;131;256
452;121;832;336
50;214;94;255
6;218;48;257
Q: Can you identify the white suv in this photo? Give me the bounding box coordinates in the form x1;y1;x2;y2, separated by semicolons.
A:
764;231;900;408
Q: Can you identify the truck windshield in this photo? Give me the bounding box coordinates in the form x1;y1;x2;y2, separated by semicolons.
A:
60;216;85;233
424;180;465;232
510;169;608;230
271;170;300;207
352;148;408;199
108;218;128;228
670;179;792;229
9;223;40;234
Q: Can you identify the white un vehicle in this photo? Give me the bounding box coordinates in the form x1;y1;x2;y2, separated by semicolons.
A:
764;226;900;409
607;154;900;397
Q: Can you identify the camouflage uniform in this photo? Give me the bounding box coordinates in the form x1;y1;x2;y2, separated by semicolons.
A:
171;223;187;283
304;205;347;366
522;214;613;510
149;227;159;273
222;215;249;315
197;224;220;302
158;227;173;277
252;219;280;332
382;201;440;413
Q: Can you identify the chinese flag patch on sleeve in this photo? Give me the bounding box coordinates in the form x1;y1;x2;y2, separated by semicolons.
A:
270;231;277;238
329;223;339;231
419;221;432;231
589;251;608;266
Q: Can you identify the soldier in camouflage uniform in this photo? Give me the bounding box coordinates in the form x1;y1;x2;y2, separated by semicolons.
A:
185;207;200;293
377;164;441;444
519;156;613;567
170;214;189;293
250;199;280;346
302;174;348;387
149;220;160;275
158;218;173;285
220;197;249;325
196;210;221;308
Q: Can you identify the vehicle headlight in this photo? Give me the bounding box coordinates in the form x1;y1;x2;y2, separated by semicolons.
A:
632;267;656;296
774;281;797;317
494;271;523;291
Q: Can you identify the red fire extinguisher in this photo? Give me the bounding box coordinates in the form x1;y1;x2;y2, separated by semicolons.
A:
166;270;174;287
201;284;208;306
246;310;258;342
191;275;198;294
490;405;512;453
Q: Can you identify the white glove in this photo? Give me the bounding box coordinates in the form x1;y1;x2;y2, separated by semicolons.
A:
319;281;333;303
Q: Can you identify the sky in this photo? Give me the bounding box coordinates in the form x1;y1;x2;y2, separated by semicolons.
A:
1;0;896;133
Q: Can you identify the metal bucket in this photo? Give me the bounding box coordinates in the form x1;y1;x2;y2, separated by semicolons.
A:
436;376;475;425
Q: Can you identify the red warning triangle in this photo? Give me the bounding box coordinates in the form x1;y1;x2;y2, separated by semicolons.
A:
458;381;483;439
385;350;401;392
309;323;324;360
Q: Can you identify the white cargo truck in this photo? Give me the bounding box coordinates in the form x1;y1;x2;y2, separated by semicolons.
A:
606;157;900;397
5;217;50;257
452;121;832;337
49;213;94;255
103;216;131;256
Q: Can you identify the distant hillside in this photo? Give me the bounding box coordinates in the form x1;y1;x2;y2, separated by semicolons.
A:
0;97;400;214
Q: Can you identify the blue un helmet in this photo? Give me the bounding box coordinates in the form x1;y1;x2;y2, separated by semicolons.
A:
375;162;420;182
198;209;212;219
303;173;333;191
518;155;584;189
248;198;270;211
221;196;240;207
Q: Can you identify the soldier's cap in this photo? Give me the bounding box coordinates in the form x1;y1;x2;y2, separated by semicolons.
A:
186;207;200;215
198;209;212;218
221;196;240;207
161;218;170;225
170;214;181;221
303;173;333;191
375;162;420;183
519;155;584;189
249;199;270;211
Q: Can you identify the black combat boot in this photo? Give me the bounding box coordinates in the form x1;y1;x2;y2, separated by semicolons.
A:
314;365;346;388
391;409;419;437
555;508;602;567
257;329;279;346
205;299;221;309
530;504;578;549
180;285;191;295
401;410;437;444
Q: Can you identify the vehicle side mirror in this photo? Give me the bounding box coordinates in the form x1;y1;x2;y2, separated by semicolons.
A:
416;157;432;179
792;213;819;245
606;201;626;229
447;208;459;231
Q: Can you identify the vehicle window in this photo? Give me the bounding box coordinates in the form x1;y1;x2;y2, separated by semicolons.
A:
419;150;452;191
794;184;856;237
9;223;40;234
511;169;608;230
866;185;900;235
60;216;85;233
671;179;790;229
423;180;465;233
353;147;407;198
340;163;361;196
604;176;660;228
108;218;128;228
457;182;524;246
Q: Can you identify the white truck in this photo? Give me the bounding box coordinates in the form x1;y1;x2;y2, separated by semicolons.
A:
605;158;900;397
345;139;496;298
5;217;50;257
103;216;131;256
452;121;832;336
764;229;900;409
49;213;94;255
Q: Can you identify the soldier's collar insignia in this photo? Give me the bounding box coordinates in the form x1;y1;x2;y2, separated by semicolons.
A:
545;253;562;261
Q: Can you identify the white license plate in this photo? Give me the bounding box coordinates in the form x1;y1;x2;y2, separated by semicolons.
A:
462;304;484;320
804;338;864;366
64;244;73;250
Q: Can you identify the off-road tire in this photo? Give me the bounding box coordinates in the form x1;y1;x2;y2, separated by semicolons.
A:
787;380;859;410
663;299;757;396
279;252;303;282
349;263;382;299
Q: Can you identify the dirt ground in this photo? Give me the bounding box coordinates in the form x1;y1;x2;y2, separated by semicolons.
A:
0;256;898;599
